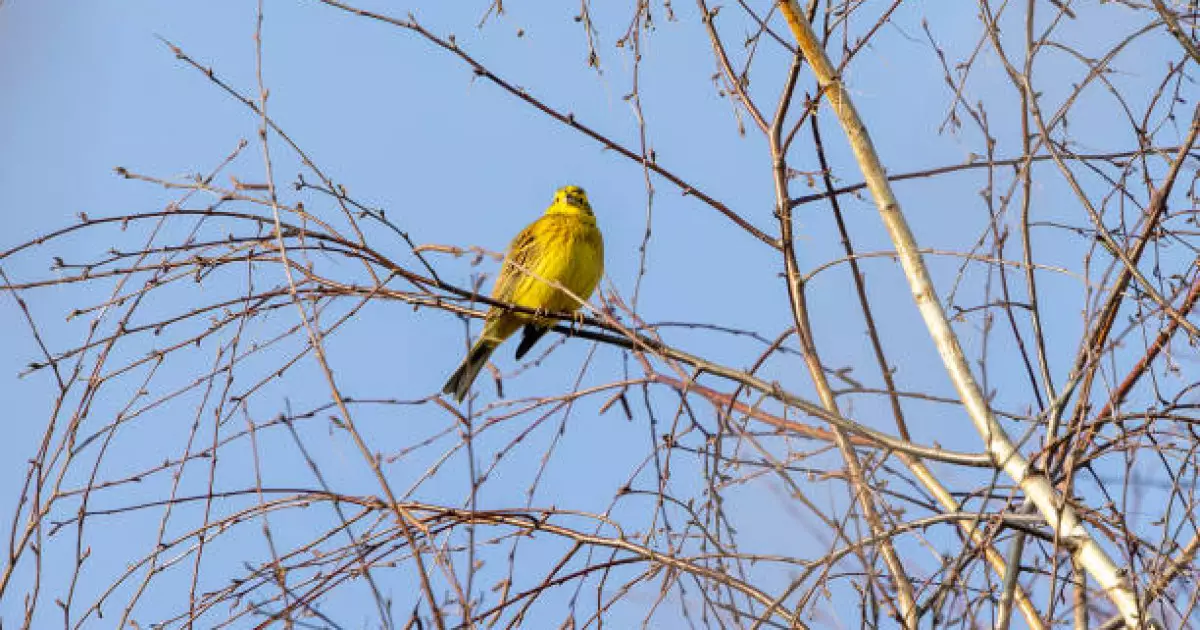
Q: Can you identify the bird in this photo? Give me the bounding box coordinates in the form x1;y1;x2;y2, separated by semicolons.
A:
442;185;605;403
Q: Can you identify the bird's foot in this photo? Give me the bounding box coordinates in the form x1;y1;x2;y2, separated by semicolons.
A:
570;311;587;335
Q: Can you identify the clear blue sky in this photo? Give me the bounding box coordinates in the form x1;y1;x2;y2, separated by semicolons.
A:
1;1;1190;627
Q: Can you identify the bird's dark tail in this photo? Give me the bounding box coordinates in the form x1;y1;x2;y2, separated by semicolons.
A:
514;325;549;361
442;339;497;403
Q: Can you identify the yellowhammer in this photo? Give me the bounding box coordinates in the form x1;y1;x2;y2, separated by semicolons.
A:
442;185;605;402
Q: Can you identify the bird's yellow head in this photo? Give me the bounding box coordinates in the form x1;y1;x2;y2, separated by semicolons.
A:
546;185;594;217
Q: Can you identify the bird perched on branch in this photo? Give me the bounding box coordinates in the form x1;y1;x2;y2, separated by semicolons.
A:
442;185;605;402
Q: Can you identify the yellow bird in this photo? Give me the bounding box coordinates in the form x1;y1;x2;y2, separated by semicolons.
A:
442;185;605;402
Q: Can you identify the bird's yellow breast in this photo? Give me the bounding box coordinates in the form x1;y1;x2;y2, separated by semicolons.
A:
507;214;603;313
483;213;603;340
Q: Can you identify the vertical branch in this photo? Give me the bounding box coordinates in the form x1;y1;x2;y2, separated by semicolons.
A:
813;114;1045;630
994;525;1028;630
766;60;919;629
775;2;1147;626
699;4;919;622
1018;0;1058;418
1072;557;1090;630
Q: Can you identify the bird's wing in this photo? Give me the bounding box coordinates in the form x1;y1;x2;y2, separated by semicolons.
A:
490;217;544;303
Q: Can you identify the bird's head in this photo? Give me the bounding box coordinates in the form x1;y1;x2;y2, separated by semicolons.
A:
547;185;594;217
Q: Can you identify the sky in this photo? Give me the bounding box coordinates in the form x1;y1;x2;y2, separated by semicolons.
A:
0;1;1194;628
